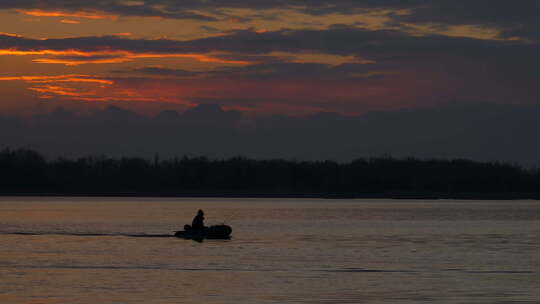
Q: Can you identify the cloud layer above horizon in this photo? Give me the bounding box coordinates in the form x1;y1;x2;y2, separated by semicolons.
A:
0;1;539;116
2;102;540;166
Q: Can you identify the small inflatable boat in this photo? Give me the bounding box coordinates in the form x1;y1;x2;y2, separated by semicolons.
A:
174;224;232;240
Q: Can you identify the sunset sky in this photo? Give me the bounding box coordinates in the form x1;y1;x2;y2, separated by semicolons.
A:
0;0;538;117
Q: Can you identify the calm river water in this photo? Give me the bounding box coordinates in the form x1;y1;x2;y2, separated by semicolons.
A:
0;197;539;303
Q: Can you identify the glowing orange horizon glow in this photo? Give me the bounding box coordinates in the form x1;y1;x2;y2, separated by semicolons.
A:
17;9;118;20
0;48;253;66
0;70;414;115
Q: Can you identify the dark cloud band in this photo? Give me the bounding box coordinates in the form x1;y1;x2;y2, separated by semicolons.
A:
1;1;539;40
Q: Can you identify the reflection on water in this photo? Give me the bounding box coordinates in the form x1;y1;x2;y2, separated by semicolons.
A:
0;197;539;303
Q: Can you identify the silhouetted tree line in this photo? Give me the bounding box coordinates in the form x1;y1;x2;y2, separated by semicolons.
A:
1;148;539;199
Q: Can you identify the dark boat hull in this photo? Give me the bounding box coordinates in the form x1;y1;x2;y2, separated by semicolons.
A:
174;224;232;240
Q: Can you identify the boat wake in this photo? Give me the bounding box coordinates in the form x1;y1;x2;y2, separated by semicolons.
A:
0;231;174;238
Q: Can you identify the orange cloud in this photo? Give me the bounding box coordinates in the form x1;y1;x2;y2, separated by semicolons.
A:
129;53;251;65
17;9;118;20
0;49;101;57
0;73;194;104
0;74;114;100
60;19;81;24
0;74;116;100
0;75;114;85
0;48;253;66
29;85;87;97
32;57;131;65
33;84;194;104
0;32;23;37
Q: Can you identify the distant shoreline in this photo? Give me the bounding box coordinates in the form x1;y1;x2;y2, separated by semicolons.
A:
2;148;539;201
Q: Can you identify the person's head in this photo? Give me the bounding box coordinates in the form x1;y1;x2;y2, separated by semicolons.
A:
198;209;204;215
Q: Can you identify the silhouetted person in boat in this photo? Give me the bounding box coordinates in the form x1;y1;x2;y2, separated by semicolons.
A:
191;209;206;230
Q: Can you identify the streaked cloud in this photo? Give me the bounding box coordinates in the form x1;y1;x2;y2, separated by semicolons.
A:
0;21;539;115
0;73;195;104
0;74;116;101
0;33;254;66
0;32;23;37
0;1;538;117
0;74;113;85
0;0;539;166
0;1;538;40
17;9;118;20
60;19;81;24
